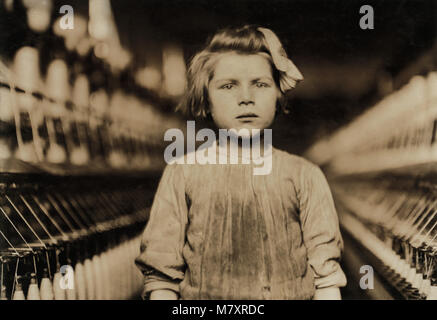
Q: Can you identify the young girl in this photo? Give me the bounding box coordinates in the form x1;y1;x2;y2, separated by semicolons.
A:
135;25;347;300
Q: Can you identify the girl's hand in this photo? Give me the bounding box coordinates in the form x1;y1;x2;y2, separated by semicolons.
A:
149;289;179;300
313;287;342;300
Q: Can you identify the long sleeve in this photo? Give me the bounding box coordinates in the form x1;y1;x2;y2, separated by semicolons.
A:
299;163;347;289
135;163;188;299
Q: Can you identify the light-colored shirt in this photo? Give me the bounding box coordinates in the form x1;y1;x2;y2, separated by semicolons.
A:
135;143;347;299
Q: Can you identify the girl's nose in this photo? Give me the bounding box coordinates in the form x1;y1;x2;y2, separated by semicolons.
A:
238;85;254;106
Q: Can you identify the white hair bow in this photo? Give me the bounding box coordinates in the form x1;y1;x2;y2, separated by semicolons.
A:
258;27;304;92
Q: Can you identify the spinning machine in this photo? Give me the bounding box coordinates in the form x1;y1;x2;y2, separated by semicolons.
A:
0;0;184;300
306;47;437;299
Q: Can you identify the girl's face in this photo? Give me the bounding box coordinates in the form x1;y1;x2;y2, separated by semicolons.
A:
208;52;280;135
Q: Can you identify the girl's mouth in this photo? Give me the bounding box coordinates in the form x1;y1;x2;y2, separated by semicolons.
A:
236;113;259;120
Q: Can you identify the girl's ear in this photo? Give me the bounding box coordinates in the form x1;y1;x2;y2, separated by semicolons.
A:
275;85;283;99
277;89;285;107
204;107;213;122
276;91;290;115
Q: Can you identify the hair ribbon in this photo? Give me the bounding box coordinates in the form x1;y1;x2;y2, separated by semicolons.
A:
257;27;304;92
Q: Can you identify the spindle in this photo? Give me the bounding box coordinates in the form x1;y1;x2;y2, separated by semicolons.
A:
26;272;40;300
40;267;54;300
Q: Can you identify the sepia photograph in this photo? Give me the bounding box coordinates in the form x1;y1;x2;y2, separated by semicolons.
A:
0;0;436;309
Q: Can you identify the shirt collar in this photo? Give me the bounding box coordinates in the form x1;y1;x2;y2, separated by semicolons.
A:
212;138;274;162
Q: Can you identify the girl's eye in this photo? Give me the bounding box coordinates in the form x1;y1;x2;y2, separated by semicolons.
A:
220;84;234;90
255;82;270;88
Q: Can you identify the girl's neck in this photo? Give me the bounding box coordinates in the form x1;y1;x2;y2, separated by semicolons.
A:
215;129;272;160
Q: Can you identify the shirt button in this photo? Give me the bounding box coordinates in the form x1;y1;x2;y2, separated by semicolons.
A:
262;286;271;299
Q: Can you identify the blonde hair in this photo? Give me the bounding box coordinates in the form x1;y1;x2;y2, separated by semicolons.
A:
177;25;288;119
